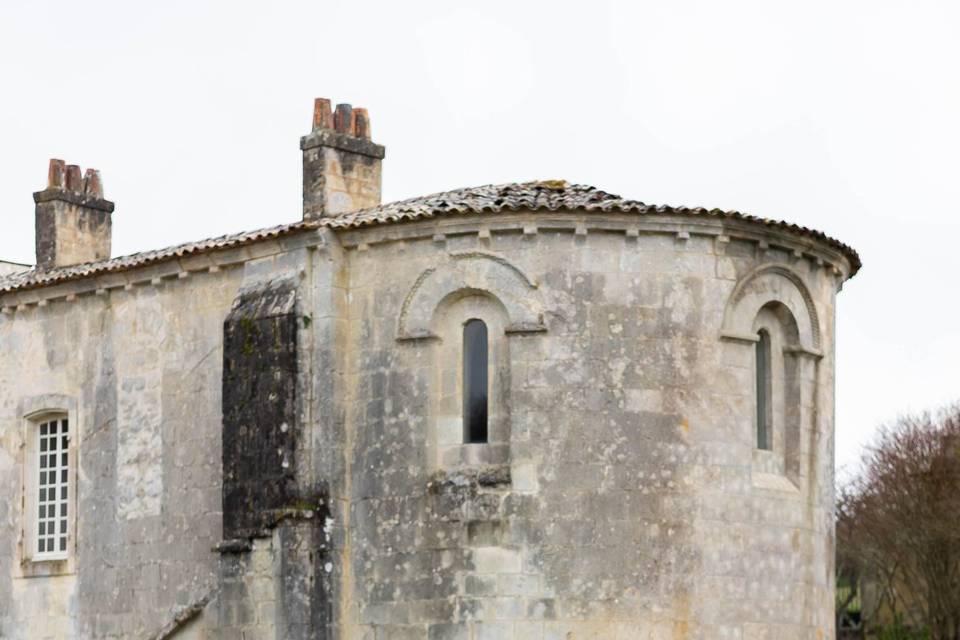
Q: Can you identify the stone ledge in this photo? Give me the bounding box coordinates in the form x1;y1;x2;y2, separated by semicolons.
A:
300;129;386;159
335;212;852;281
33;188;115;212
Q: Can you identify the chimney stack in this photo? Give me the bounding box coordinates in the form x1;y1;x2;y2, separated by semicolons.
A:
34;159;114;269
301;98;385;219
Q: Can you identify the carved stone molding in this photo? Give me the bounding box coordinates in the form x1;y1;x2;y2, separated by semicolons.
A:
397;251;545;341
720;263;822;355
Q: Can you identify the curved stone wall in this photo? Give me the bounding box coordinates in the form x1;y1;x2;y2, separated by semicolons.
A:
337;211;848;639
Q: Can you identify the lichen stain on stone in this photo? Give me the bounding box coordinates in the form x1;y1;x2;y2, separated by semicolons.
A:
221;277;300;539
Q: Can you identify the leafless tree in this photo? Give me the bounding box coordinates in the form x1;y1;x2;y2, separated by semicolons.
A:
837;404;960;639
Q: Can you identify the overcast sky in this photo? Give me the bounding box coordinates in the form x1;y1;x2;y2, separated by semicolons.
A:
1;1;957;475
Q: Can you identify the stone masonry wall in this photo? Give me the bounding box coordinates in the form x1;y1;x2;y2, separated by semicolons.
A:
0;266;243;638
0;211;849;639
338;213;844;639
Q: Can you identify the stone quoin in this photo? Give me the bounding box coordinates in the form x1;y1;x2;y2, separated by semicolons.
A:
0;98;859;639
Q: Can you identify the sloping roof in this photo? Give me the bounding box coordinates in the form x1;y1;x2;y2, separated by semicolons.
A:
0;261;30;278
0;181;860;294
327;182;861;273
0;220;318;294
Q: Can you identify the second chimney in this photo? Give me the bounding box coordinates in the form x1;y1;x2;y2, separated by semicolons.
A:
34;159;114;269
301;98;385;219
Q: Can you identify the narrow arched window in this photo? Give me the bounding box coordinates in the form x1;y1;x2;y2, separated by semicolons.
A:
463;319;488;443
755;329;772;450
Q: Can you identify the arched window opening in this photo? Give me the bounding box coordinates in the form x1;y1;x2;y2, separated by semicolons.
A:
755;329;772;450
463;318;488;443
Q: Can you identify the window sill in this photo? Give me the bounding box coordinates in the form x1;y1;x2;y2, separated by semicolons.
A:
439;442;510;468
17;556;75;579
751;471;800;494
429;463;511;491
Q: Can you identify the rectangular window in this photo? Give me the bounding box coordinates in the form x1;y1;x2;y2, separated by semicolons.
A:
35;417;69;559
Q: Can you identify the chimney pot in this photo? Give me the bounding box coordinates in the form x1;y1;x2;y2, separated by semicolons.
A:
313;98;333;131
47;159;66;189
334;104;355;135
354;108;371;140
83;169;103;198
65;165;82;191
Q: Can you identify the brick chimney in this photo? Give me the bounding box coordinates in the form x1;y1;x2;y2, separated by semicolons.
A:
301;98;385;219
34;159;114;269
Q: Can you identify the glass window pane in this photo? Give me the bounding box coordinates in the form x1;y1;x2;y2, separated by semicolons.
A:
34;415;70;557
756;330;772;450
463;319;489;444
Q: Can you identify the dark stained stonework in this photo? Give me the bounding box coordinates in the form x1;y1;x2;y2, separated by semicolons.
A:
221;278;300;540
217;275;333;639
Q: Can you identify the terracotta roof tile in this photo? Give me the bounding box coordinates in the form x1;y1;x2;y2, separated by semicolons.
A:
326;182;861;275
0;219;318;294
0;181;860;295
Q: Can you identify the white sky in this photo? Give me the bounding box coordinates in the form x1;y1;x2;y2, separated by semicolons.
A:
1;1;957;474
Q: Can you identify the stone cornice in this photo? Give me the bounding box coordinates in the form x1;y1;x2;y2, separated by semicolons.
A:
299;130;386;159
0;229;326;314
0;211;851;313
33;188;115;212
335;211;854;281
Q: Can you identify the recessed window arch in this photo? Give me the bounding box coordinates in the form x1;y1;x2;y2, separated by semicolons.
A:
428;292;512;469
722;265;822;486
749;301;804;483
463;318;489;444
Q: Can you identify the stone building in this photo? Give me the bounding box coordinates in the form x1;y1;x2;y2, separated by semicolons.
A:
0;98;860;639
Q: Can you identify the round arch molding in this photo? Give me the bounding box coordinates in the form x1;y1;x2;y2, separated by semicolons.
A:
720;263;822;356
396;251;547;341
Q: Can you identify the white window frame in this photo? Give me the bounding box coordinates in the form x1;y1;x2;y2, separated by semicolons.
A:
18;395;78;576
31;414;71;561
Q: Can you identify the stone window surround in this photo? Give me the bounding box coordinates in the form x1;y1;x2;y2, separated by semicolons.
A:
720;263;824;492
432;293;512;470
395;250;547;472
17;393;79;578
750;305;800;481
